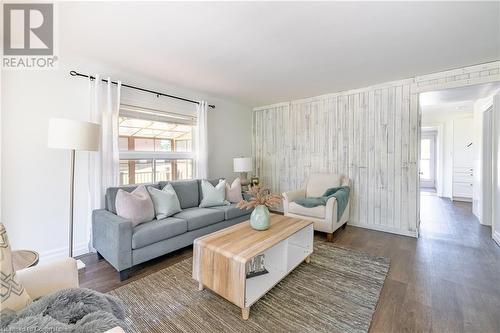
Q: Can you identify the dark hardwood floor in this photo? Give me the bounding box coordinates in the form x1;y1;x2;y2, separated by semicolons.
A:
78;194;500;332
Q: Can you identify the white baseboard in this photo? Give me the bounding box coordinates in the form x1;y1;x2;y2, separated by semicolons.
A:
39;242;89;264
493;231;500;247
348;222;418;238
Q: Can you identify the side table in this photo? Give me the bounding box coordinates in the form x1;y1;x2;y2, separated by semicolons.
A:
12;250;39;271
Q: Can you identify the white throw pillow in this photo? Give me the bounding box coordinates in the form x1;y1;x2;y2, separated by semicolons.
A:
0;223;32;314
115;185;155;226
226;178;243;203
199;179;229;208
147;184;182;220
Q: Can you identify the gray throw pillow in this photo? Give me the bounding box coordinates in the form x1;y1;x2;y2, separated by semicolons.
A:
199;179;229;208
115;185;155;226
148;184;182;220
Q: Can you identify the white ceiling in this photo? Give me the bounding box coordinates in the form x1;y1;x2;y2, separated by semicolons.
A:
60;2;500;106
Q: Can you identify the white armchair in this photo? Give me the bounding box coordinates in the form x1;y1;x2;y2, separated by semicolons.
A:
283;173;350;241
16;258;125;333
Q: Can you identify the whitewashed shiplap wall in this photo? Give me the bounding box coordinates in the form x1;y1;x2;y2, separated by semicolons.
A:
253;61;500;237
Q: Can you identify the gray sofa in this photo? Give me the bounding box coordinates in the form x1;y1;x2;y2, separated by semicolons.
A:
92;179;252;280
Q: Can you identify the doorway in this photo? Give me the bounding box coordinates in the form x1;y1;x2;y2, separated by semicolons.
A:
420;132;436;190
418;82;500;244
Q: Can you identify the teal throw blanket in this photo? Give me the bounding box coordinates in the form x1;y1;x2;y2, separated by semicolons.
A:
294;186;350;221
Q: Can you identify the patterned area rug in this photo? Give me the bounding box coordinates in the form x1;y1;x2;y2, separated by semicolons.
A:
109;241;390;333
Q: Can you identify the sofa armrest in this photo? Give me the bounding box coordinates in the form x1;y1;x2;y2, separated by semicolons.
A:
242;192;252;201
282;189;306;214
92;209;133;272
325;196;338;223
17;258;78;300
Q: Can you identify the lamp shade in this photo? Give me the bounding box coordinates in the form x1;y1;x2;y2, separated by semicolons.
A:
233;157;252;172
48;118;100;151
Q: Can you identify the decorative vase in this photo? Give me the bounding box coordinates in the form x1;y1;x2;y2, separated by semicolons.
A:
250;205;270;230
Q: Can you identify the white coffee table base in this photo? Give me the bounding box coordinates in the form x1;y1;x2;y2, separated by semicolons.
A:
193;215;314;320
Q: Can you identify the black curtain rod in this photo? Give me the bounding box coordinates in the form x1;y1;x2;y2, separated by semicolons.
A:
69;70;215;109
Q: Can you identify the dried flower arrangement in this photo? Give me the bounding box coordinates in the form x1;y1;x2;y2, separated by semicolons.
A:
236;185;282;210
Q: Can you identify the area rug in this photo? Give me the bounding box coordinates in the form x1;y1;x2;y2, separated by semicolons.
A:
109;241;390;333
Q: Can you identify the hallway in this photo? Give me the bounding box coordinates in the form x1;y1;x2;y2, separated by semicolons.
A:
354;193;500;332
419;194;491;244
415;193;500;332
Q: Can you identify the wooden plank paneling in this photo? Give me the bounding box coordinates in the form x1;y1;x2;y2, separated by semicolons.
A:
253;81;416;235
252;62;500;237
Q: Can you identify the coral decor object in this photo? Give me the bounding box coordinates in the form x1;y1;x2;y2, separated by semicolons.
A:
236;185;282;210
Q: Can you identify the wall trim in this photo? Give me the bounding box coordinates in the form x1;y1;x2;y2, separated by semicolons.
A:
493;230;500;247
414;60;500;83
253;102;290;112
348;222;417;238
39;242;89;264
412;61;500;93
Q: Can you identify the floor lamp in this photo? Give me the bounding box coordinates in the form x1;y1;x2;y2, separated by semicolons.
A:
48;118;100;269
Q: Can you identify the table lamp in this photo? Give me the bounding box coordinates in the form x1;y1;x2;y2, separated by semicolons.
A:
48;118;100;269
233;157;253;190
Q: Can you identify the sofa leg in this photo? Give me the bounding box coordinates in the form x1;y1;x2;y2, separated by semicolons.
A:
341;223;347;230
96;251;104;260
326;233;334;242
119;268;131;281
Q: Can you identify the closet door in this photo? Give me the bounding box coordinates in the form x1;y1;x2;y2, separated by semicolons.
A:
452;117;474;201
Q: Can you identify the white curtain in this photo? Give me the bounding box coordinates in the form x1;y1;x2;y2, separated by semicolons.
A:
88;75;121;249
195;101;208;179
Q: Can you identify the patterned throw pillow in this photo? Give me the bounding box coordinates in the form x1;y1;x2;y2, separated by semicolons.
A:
199;179;229;208
226;178;243;203
115;185;155;226
0;223;32;313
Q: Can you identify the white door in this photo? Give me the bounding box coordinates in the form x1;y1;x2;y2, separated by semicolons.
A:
481;107;493;226
420;133;436;188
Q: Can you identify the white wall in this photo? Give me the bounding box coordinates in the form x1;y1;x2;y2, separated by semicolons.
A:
1;58;251;262
493;93;500;246
422;107;474;199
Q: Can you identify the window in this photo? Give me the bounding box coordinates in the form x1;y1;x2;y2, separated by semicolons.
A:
118;107;195;185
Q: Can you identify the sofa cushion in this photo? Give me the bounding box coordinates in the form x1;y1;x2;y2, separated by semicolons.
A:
115;185;155;227
288;202;326;219
197;178;222;198
173;207;225;231
106;183;160;214
210;204;252;220
132;217;187;249
147;184;182;219
306;173;342;197
226;178;243;203
199;179;228;208
159;180;199;209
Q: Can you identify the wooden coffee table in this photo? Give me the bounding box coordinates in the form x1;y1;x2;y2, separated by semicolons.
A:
193;214;313;320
